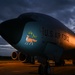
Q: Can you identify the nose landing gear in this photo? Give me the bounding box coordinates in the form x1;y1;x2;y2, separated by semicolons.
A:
38;62;51;75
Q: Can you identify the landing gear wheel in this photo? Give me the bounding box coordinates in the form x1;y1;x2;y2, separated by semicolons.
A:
45;64;51;75
38;63;51;75
26;56;35;64
73;60;75;65
38;64;44;75
55;60;65;66
30;56;35;64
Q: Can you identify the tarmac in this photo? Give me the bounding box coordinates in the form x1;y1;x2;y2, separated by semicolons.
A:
0;58;75;75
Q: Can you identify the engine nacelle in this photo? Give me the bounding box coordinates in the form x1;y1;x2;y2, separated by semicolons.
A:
12;51;35;63
11;51;19;60
18;52;27;63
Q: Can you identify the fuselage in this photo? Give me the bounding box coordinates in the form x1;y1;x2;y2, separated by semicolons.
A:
0;12;75;61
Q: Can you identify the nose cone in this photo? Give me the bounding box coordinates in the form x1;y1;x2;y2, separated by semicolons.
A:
0;16;35;45
0;18;24;45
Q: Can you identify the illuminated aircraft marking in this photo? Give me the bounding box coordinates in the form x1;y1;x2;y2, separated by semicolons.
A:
41;27;69;42
25;35;37;45
15;22;43;52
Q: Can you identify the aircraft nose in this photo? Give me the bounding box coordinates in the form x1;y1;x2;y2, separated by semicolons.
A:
0;18;23;45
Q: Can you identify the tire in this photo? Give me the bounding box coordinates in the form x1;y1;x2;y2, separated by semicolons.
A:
73;60;75;65
38;63;51;75
55;60;65;66
45;64;51;75
38;64;44;75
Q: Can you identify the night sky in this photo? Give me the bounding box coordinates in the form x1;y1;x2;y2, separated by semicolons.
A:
0;0;75;56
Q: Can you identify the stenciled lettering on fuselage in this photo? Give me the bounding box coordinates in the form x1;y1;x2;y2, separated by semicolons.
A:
25;31;37;45
41;27;69;42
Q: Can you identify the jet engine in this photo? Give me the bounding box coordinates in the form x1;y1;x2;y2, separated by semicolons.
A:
12;51;35;63
18;52;27;63
11;51;19;60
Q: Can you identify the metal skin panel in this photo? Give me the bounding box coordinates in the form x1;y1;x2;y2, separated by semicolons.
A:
0;12;75;60
14;22;45;55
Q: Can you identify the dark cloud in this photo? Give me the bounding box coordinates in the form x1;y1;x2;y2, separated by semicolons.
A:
0;0;31;21
0;0;75;21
